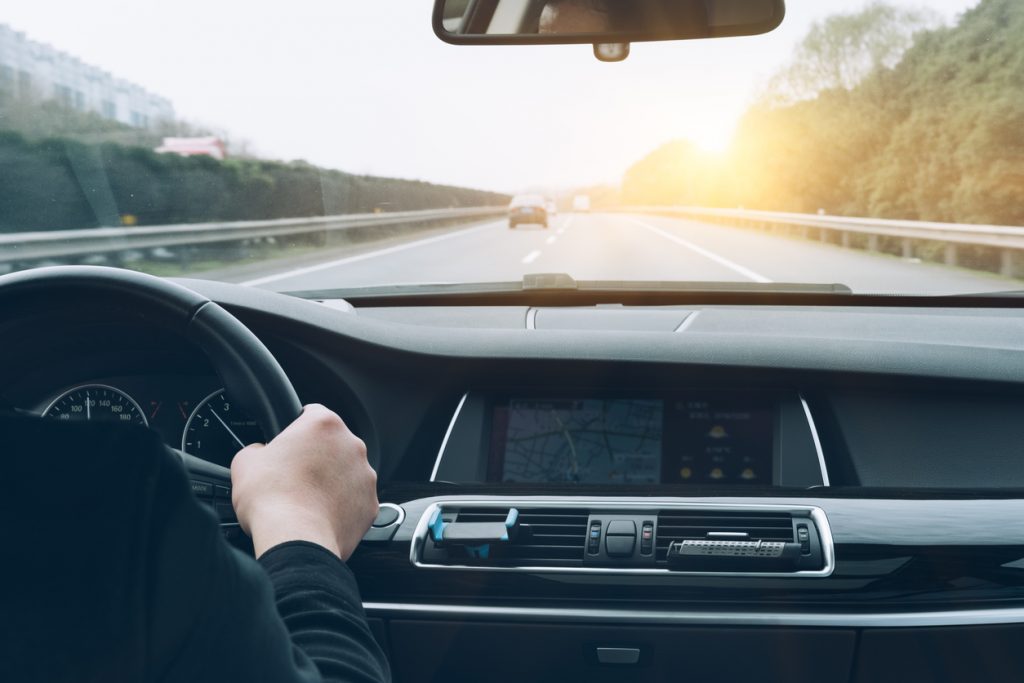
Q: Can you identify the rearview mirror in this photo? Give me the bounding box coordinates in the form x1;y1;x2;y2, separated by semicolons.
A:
433;0;785;45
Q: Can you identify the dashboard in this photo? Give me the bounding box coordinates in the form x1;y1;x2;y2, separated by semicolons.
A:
9;279;1024;682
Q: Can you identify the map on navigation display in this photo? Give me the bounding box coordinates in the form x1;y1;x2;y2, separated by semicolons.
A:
499;399;663;484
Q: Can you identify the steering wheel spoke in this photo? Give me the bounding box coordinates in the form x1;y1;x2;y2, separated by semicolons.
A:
171;440;252;552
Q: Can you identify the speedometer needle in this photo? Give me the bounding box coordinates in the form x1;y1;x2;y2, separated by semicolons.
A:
210;408;247;450
86;391;91;421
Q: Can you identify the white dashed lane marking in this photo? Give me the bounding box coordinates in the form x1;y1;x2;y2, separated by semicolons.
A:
522;250;542;265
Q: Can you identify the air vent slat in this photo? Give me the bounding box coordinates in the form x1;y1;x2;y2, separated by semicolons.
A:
517;529;586;548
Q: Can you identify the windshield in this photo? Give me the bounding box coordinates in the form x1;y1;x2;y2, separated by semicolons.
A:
1;0;1016;296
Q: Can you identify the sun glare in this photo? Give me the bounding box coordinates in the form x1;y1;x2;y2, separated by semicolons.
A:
692;134;732;155
688;120;736;155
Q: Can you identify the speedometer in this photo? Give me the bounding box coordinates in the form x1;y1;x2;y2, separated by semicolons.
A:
182;389;263;467
42;384;148;426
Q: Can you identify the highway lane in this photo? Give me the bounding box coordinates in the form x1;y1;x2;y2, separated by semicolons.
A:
242;212;1016;295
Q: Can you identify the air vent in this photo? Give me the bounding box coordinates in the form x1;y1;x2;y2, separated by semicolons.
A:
413;503;832;576
464;507;589;566
656;510;795;562
424;507;589;567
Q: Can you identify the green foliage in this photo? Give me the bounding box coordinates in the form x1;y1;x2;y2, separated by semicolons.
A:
762;2;939;106
623;0;1024;227
0;131;509;232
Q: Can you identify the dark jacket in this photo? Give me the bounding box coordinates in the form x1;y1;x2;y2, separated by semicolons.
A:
0;415;391;683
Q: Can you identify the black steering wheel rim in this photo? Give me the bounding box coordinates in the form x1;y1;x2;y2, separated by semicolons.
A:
0;265;303;442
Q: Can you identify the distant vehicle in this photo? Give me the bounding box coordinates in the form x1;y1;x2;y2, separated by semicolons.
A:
572;194;591;212
545;199;558;217
508;194;548;229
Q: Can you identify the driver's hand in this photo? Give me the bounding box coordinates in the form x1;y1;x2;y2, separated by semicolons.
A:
230;404;378;560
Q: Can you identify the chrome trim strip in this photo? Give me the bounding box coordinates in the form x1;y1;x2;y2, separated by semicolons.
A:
799;395;831;486
409;500;835;578
525;307;538;330
429;393;468;482
674;310;700;333
375;502;406;529
363;601;1024;629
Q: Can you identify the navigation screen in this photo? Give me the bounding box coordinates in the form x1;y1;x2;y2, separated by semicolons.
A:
489;397;774;485
495;399;663;484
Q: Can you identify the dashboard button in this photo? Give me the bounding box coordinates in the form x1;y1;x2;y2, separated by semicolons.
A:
215;502;236;522
797;524;811;554
640;522;654;555
588;522;602;554
606;535;636;558
190;480;214;497
214;485;232;499
372;504;402;528
607;520;636;536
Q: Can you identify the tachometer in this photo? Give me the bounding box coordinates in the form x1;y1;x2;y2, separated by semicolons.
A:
42;384;148;426
182;389;263;467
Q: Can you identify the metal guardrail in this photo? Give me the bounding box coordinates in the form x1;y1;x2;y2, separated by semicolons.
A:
0;207;506;267
632;206;1024;277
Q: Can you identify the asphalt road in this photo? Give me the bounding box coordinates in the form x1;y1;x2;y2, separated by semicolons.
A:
238;212;1016;295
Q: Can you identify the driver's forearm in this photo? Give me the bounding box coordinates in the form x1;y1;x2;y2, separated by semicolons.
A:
259;541;392;683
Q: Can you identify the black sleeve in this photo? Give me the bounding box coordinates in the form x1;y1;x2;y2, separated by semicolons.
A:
147;446;389;683
0;416;388;683
259;542;392;683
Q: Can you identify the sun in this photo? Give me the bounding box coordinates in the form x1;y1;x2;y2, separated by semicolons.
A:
690;126;734;155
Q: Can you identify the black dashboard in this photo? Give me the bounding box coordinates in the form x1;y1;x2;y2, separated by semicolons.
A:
8;279;1024;682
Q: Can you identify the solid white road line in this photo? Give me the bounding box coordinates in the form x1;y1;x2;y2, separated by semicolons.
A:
625;217;772;283
522;250;542;264
545;236;557;245
241;220;503;287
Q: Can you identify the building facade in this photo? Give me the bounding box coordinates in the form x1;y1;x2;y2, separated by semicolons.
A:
0;23;174;129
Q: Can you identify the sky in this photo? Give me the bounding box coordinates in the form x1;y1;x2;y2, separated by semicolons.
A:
1;0;980;194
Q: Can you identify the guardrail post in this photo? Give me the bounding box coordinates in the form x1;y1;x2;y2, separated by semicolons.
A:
867;235;879;252
901;238;913;258
1000;249;1015;278
840;232;851;248
819;228;829;243
944;243;958;266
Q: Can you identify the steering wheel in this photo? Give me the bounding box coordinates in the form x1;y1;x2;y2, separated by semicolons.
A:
0;266;303;488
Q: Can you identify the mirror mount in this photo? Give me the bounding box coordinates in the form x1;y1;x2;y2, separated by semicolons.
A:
594;43;629;62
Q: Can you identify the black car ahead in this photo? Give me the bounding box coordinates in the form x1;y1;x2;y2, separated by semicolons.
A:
508;194;548;229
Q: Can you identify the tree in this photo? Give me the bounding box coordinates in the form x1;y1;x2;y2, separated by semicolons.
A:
762;2;939;106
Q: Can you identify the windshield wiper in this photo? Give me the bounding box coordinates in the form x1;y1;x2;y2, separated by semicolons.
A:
284;273;852;306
